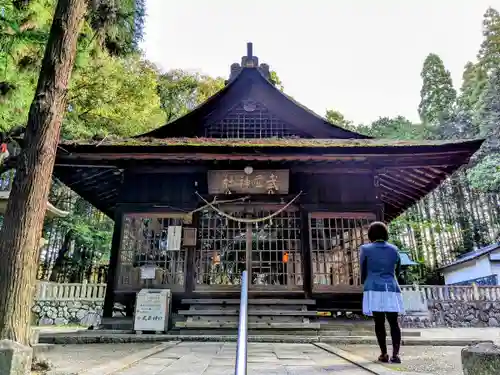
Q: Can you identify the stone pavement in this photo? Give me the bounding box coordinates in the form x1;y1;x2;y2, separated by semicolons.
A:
113;342;373;374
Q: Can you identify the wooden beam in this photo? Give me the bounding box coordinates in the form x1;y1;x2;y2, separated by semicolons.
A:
291;166;372;174
127;166;207;174
56;151;474;166
380;193;408;208
395;169;433;184
381;172;428;192
379;180;422;201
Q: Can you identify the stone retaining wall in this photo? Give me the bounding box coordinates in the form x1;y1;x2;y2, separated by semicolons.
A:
400;301;500;328
32;299;103;327
430;301;500;327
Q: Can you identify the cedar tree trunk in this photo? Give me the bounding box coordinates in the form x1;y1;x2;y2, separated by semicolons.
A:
0;0;87;344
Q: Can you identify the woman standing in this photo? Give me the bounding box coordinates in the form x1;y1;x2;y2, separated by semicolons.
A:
360;221;404;364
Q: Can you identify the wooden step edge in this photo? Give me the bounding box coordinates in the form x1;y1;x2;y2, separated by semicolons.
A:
178;310;318;316
175;322;321;329
181;299;316;305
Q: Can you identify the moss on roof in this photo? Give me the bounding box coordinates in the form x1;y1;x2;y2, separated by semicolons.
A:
60;136;484;148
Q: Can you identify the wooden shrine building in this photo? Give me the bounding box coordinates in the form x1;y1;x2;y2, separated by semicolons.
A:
53;43;483;317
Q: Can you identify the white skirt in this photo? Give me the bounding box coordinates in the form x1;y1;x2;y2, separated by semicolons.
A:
363;290;405;317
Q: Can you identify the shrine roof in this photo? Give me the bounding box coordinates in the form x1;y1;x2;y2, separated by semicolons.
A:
60;136;483;150
135;43;370;140
53;136;484;221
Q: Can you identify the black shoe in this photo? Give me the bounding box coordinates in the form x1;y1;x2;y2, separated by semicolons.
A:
378;354;389;363
390;356;401;364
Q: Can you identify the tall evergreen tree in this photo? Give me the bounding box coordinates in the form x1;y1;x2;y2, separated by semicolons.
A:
468;67;500;193
418;53;457;126
457;62;488;117
477;7;500;76
89;0;146;56
0;0;87;345
478;67;500;143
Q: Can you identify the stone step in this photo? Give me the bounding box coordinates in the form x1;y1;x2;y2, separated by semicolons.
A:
181;298;316;305
41;333;470;346
175;328;421;337
186;304;308;312
176;321;321;329
178;309;318;316
177;329;320;336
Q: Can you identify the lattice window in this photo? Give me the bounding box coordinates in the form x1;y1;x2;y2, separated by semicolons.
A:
195;206;302;289
251;208;302;288
196;208;246;286
118;214;186;290
204;100;303;138
309;213;374;290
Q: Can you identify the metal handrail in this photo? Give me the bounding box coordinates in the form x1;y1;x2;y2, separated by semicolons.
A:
235;270;248;375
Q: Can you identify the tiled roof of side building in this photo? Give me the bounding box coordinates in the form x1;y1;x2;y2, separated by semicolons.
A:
439;242;500;270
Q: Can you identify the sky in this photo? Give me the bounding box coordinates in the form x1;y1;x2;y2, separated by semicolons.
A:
141;0;499;125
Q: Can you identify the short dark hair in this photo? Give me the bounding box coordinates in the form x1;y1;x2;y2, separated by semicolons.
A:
367;221;389;242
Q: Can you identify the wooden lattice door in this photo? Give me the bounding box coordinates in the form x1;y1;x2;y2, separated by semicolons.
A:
117;213;187;292
309;212;375;291
195;205;303;291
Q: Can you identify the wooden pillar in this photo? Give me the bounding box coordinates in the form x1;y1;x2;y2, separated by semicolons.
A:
300;209;312;298
373;169;385;222
184;212;199;295
184;247;195;295
102;211;123;318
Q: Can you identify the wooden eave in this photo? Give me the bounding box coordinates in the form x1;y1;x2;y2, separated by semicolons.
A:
136;68;370;140
53;137;484;221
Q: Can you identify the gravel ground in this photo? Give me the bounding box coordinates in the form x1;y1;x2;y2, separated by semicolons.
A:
37;343;158;374
339;344;463;375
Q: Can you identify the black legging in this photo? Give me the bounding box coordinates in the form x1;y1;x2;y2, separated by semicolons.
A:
373;312;401;357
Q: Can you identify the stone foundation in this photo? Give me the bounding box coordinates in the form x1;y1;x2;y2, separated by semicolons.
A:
399;301;500;328
30;298;500;329
32;300;103;327
430;301;500;328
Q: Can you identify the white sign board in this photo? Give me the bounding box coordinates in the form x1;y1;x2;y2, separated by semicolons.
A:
140;265;156;280
167;225;182;251
133;289;170;332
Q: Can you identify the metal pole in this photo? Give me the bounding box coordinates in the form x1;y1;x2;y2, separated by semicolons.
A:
235;270;248;375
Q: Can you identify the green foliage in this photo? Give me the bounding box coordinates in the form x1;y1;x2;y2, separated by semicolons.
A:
0;0;161;279
457;62;488;115
269;70;284;91
418;53;457;125
0;0;53;129
477;67;500;141
65;54;164;139
88;0;146;56
157;69;225;122
365;116;430;139
322;10;500;274
477;7;500;75
468;154;500;193
325;109;355;131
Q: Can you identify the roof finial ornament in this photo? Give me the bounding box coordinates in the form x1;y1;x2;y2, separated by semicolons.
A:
242;42;258;68
247;42;253;58
226;42;271;84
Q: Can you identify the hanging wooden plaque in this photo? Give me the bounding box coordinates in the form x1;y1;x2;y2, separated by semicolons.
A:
208;170;289;195
182;227;197;247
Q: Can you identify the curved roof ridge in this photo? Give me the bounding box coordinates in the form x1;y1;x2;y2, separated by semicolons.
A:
136;66;370;139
